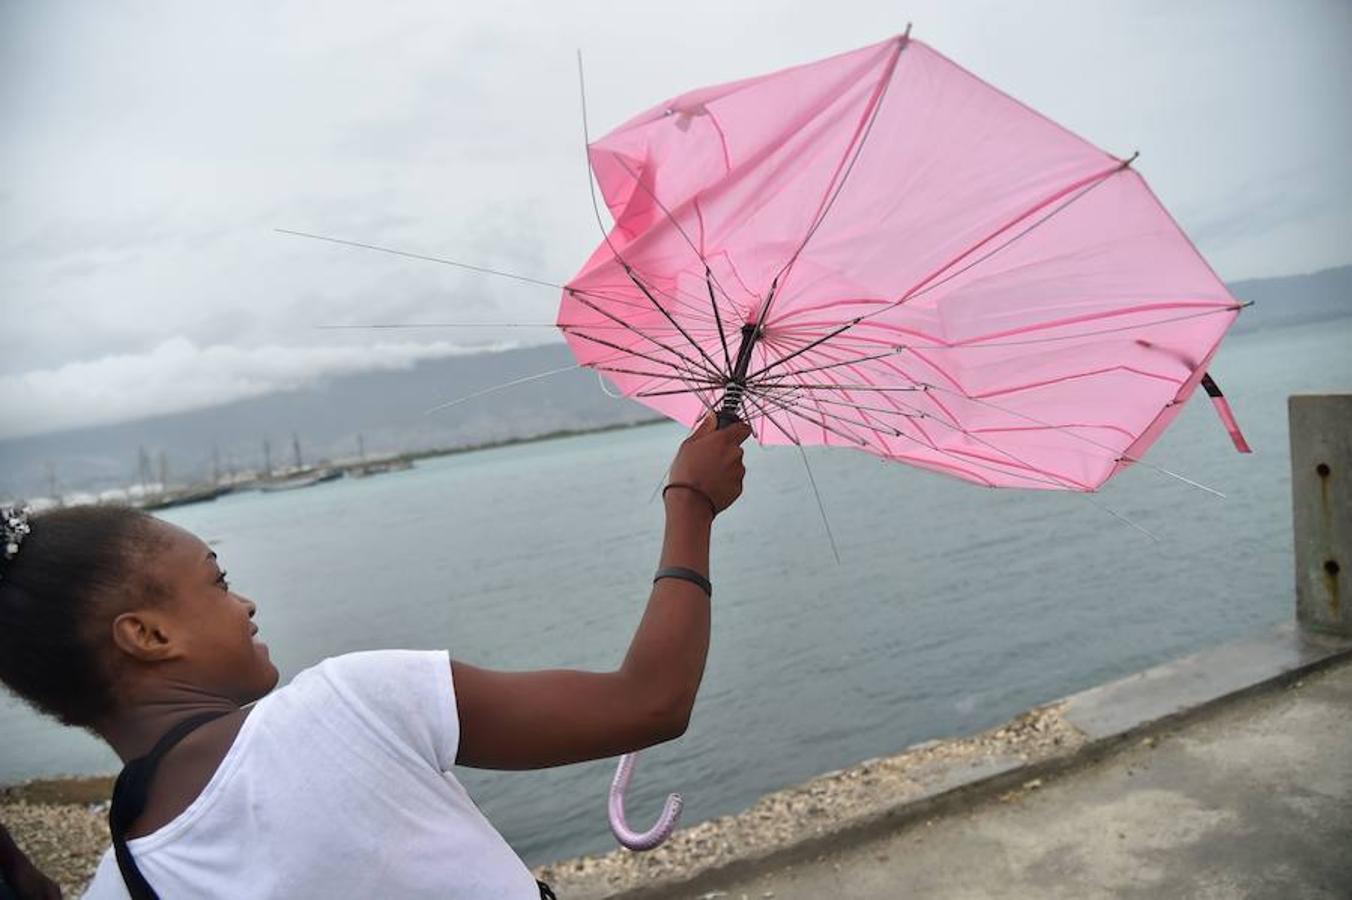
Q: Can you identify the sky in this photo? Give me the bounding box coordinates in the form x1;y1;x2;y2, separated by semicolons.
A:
2;0;1350;440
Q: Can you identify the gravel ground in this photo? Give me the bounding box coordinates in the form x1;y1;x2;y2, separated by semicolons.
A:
535;703;1085;898
0;705;1082;898
1;797;109;897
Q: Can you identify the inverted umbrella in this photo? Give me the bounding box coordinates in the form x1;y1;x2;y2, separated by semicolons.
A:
564;30;1250;850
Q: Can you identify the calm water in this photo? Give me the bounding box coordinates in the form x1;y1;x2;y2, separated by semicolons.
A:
2;319;1349;865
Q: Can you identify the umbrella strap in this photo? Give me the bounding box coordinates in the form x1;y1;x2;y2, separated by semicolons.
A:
1200;373;1251;453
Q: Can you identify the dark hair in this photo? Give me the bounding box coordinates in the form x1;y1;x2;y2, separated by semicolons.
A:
0;505;162;727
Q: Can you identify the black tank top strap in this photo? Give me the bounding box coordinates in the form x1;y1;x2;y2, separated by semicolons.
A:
108;711;232;900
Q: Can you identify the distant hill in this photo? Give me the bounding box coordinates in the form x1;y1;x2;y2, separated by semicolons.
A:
0;344;654;500
1227;264;1352;334
2;264;1348;499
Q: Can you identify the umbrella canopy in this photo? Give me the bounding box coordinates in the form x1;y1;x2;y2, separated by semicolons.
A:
560;33;1248;492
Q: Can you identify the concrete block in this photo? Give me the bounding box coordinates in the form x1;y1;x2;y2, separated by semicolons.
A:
1289;394;1351;636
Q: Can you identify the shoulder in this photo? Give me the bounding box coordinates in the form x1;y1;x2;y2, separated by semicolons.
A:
275;649;460;770
285;649;453;707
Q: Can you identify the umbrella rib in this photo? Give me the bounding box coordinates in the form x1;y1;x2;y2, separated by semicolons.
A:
973;364;1185;400
761;34;908;322
756;334;1092;489
750;389;871;447
738;391;842;564
708;266;735;374
885;162;1131;314
607;153;748;345
739;390;799;446
759;386;904;450
568;293;725;381
762;332;949;449
752;162;1128;379
576;51;730;379
755;321;962;393
755;334;1221;496
761;386;1087;492
763;330;1188;401
572;278;725;327
779;302;1247;351
422;353;626;415
921;382;1226;498
750;343;909;383
274;228;564;290
919;430;1162;536
766;156;1129;330
780;348;1160;498
619;267;729;378
568;286;725;338
752;381;926;393
756;334;908;449
787;393;924;421
634;384;727;399
760;372;921;451
592;363;722;384
746;361;1002;489
569;328;722;382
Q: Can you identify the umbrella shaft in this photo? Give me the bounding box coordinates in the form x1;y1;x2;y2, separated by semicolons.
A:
718;323;761;428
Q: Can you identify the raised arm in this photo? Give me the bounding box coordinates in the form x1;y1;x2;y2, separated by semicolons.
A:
453;414;751;770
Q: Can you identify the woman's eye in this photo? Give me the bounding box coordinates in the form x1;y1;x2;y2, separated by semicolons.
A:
216;571;230;590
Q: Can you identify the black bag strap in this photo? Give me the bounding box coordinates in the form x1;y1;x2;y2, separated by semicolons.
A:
106;709;559;899
109;711;231;900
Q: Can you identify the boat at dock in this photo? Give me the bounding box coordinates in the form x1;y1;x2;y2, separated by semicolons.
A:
259;467;343;492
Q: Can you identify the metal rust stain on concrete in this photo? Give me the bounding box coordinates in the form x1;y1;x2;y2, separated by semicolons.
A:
1325;557;1341;619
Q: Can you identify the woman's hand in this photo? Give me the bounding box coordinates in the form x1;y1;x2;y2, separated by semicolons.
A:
666;414;752;514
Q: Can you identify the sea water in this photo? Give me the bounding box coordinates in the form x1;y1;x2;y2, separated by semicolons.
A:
1;318;1349;865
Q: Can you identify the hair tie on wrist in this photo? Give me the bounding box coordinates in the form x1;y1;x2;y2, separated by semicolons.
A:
662;482;718;518
654;566;712;598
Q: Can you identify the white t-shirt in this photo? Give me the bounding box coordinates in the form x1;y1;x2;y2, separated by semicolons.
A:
83;650;540;899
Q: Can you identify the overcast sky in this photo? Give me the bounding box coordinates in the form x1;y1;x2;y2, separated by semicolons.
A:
2;0;1350;440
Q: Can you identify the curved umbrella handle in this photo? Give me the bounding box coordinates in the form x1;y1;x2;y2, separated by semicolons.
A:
608;751;683;851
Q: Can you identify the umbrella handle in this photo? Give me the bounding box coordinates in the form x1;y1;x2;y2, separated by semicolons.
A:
608;751;683;851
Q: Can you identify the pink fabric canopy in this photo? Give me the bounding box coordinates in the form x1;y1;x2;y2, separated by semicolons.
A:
560;34;1247;491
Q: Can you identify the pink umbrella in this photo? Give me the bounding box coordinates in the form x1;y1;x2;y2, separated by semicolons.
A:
564;29;1250;850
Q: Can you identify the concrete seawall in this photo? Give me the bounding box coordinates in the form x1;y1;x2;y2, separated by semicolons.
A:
533;625;1352;899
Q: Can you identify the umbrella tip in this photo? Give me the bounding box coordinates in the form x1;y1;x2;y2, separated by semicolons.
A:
902;23;912;40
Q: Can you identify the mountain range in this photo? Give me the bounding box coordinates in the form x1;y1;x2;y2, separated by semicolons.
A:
2;264;1348;500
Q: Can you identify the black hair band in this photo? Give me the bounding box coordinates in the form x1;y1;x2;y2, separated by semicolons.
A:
653;566;712;598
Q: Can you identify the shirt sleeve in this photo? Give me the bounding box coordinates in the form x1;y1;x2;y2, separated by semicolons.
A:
295;649;461;771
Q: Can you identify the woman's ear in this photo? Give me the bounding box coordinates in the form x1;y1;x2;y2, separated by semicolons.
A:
111;609;182;662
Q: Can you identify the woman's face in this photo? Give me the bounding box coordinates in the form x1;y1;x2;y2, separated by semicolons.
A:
139;520;280;704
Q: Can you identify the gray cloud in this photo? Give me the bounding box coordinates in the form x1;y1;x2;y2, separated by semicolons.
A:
0;337;513;440
2;0;1350;438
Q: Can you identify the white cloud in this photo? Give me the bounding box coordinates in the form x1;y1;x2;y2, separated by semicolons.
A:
0;337;511;440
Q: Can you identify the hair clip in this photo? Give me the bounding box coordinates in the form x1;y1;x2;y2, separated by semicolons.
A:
2;505;32;570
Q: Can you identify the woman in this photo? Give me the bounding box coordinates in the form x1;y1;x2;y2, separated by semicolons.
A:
0;414;751;898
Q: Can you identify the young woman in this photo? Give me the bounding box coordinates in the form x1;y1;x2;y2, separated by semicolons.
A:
0;414;751;898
